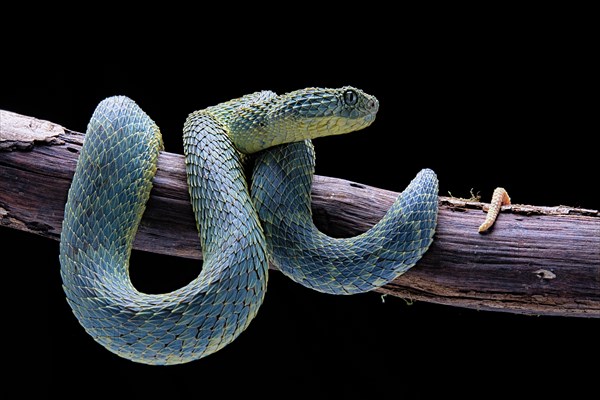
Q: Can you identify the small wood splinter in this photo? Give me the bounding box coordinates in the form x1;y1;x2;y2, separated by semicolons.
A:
478;187;511;233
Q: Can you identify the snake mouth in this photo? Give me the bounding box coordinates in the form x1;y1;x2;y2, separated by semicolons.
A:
363;113;376;125
306;114;376;139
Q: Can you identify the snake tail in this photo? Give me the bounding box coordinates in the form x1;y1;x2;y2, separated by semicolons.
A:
251;140;439;294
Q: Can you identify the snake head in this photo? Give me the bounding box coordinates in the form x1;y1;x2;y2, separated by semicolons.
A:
229;86;379;154
276;86;379;138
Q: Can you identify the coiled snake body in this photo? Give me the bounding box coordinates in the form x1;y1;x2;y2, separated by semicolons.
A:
60;87;438;365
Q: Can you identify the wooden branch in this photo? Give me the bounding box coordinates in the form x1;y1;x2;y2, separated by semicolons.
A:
1;110;598;318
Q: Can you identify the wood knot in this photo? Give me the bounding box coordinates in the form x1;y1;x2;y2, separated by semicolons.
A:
533;269;556;280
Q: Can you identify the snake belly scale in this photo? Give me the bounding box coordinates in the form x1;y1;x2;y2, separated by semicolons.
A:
60;87;439;365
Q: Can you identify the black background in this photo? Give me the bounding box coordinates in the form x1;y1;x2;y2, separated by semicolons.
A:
2;13;597;399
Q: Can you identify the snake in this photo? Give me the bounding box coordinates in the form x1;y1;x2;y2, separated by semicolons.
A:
59;87;439;365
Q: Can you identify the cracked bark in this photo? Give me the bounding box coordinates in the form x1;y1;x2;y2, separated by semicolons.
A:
1;109;598;318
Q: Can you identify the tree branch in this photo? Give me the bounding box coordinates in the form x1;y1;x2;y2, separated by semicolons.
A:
1;110;598;318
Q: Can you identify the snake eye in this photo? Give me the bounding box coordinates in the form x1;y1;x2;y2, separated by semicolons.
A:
343;89;358;106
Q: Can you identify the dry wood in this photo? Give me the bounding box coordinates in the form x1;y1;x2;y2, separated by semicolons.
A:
1;110;598;318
